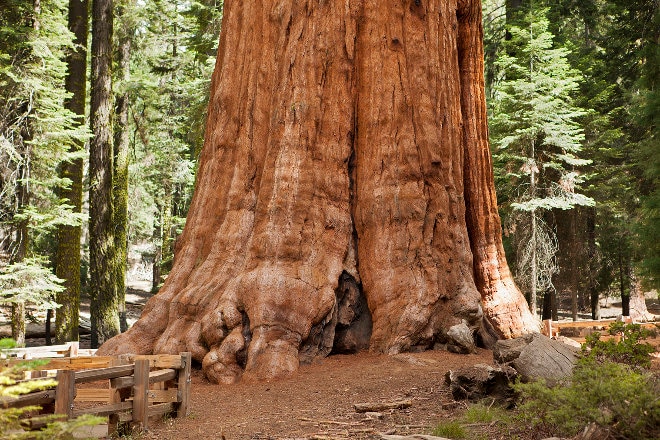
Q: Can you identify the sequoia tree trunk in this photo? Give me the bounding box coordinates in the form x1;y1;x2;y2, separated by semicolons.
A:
99;0;538;382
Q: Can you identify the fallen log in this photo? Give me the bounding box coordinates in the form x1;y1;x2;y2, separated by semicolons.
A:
353;399;412;413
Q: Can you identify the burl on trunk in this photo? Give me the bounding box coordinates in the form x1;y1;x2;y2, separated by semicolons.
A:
99;0;539;382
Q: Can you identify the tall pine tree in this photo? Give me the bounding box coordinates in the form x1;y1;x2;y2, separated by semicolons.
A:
89;0;119;347
489;5;593;315
1;0;87;343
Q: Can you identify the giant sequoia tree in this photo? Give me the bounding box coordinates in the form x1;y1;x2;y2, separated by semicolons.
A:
99;0;539;382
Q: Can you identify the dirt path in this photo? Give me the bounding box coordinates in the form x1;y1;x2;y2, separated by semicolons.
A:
144;349;494;440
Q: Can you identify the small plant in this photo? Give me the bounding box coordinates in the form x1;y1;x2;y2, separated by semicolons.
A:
582;322;655;369
463;401;509;424
432;402;511;439
431;420;467;439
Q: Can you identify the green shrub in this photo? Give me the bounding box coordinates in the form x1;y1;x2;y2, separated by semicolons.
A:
463;402;509;424
582;322;656;368
514;357;660;439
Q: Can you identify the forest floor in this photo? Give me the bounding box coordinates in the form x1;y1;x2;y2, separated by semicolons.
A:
133;283;659;440
1;282;659;440
143;349;495;440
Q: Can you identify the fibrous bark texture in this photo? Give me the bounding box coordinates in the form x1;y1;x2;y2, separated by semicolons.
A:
55;0;88;343
99;0;539;382
89;0;119;347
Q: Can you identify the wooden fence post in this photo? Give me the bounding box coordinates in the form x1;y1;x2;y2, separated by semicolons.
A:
54;369;76;418
133;358;150;431
177;352;191;418
543;319;553;338
68;341;79;357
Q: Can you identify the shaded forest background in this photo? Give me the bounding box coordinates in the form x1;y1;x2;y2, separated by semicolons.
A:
0;0;658;346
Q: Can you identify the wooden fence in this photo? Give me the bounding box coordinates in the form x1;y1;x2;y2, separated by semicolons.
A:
542;318;659;342
0;341;95;360
1;349;191;436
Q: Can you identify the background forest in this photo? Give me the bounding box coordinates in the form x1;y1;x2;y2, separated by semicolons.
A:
0;0;657;346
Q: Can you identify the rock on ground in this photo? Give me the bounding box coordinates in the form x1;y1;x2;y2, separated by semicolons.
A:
494;333;579;384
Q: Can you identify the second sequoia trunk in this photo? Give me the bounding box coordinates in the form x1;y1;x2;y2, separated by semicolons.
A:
99;0;539;383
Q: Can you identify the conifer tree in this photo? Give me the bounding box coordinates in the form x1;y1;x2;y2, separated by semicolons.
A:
1;0;87;343
89;0;119;347
489;5;594;315
124;0;219;291
113;0;133;332
55;0;88;343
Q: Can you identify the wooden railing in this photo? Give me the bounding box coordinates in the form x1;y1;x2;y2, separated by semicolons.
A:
542;318;659;341
0;341;96;360
1;351;191;436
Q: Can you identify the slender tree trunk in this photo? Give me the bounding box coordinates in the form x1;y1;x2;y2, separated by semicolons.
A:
159;186;174;284
151;187;172;293
89;0;119;347
11;149;29;346
530;210;537;315
619;248;630;317
11;0;42;345
151;243;161;293
540;285;557;321
541;289;552;320
99;0;538;382
45;309;52;344
114;1;131;333
587;222;600;320
11;303;26;346
570;210;578;321
55;0;88;344
587;209;600;320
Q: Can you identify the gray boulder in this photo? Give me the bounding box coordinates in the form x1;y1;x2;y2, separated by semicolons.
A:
495;333;579;384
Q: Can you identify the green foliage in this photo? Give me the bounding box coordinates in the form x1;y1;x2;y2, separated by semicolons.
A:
0;0;90;233
431;403;512;439
0;338;17;349
0;256;64;310
463;402;509;424
487;4;593;305
513;358;660;439
633;4;660;289
512;323;659;439
0;0;88;340
484;0;658;306
489;6;593;215
431;420;467;439
582;322;656;369
122;0;222;285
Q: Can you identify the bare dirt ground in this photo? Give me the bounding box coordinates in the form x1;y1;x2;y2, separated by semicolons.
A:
143;349;495;440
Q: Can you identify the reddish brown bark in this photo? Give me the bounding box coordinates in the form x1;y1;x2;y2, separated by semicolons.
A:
99;0;539;382
457;0;538;339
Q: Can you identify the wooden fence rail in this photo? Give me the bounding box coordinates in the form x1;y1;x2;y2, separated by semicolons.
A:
1;350;191;436
542;318;659;340
0;341;92;359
